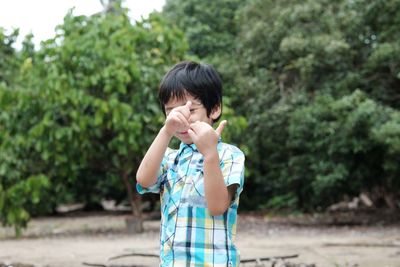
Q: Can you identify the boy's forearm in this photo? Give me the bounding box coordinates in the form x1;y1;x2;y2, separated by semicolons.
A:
203;151;230;216
136;126;172;188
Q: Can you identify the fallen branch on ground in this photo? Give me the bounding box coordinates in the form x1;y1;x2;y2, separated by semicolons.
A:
109;253;159;261
240;254;299;263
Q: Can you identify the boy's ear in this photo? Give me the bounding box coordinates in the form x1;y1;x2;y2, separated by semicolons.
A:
210;105;222;121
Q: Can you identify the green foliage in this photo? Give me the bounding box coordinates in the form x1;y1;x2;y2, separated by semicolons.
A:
236;0;400;106
0;174;49;236
0;4;188;233
163;0;245;58
0;28;21;86
286;91;392;209
243;90;400;211
235;0;400;210
371;111;400;190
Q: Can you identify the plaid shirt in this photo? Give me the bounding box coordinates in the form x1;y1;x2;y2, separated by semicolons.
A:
137;140;245;267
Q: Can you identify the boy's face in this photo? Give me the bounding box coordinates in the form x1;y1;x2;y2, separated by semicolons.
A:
164;94;221;144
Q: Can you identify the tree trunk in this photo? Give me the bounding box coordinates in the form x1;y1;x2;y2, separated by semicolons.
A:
122;170;144;233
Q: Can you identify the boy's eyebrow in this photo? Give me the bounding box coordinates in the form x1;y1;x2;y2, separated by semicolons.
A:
165;105;179;112
164;100;202;112
191;100;202;106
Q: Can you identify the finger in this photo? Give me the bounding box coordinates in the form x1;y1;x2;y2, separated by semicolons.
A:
175;112;190;128
189;121;202;133
187;128;196;141
168;110;189;128
175;102;191;119
215;120;227;136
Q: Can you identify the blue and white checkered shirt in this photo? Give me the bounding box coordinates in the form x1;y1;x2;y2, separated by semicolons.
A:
137;140;245;266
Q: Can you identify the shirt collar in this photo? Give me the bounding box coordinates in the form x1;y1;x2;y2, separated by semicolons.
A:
178;142;197;154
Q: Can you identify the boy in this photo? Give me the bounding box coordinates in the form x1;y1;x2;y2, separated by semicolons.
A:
136;61;245;267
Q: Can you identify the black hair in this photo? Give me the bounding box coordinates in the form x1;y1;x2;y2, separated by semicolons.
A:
158;61;222;121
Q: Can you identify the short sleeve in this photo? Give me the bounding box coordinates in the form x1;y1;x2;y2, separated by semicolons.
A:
136;147;173;194
220;146;245;199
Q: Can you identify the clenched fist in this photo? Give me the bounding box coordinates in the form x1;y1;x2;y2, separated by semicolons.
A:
188;120;227;157
164;101;192;137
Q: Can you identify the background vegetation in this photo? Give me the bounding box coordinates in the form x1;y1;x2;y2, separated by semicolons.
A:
1;0;399;234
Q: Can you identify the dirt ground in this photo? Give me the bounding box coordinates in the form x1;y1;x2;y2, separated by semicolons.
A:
0;212;399;267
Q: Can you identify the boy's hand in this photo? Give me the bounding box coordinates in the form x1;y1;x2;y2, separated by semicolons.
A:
164;101;192;137
188;120;227;158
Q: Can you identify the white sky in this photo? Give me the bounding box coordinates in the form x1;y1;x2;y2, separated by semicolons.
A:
0;0;166;48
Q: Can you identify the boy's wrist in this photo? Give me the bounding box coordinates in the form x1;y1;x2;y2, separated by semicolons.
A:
160;126;174;140
203;149;219;163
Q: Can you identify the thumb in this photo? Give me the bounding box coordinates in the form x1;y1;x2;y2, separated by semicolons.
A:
215;120;227;136
185;101;192;108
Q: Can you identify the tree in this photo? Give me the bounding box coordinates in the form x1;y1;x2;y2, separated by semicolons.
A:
0;28;21;86
0;3;188;234
163;0;245;58
235;0;400;210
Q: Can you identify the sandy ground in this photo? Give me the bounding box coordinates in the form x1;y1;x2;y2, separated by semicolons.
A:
0;213;399;267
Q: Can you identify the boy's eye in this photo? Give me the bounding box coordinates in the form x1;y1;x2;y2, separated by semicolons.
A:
190;109;196;113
